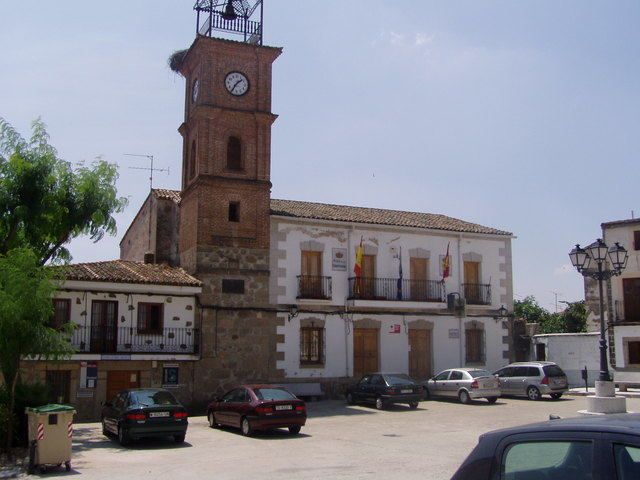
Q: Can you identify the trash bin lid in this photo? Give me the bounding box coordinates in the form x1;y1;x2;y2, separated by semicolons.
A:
26;404;75;414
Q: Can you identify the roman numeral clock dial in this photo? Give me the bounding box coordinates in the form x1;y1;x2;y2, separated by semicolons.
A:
224;71;249;96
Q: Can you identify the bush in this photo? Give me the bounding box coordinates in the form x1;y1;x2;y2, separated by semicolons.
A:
0;382;50;447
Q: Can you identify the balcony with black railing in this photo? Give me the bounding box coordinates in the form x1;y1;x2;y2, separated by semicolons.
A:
297;275;332;300
348;277;444;302
462;283;492;305
70;326;199;355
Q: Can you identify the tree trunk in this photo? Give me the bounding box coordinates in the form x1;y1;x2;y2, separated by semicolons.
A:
4;370;19;451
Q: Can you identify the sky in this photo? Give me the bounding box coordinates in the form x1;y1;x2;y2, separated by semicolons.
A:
1;1;639;312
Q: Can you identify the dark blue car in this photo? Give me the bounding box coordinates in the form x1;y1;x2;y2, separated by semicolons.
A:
452;413;640;479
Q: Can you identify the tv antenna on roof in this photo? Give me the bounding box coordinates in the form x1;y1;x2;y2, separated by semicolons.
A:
194;0;264;45
124;153;170;191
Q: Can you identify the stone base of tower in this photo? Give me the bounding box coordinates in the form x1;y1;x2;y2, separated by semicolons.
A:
190;308;285;411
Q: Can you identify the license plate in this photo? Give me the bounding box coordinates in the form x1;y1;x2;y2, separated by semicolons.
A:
149;412;170;418
275;405;292;411
401;389;412;394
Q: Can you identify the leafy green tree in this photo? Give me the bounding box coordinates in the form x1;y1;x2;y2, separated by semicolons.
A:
514;296;588;334
561;300;588;333
514;296;550;324
0;117;128;264
0;248;74;450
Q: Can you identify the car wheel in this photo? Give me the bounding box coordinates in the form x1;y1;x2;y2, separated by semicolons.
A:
458;390;470;404
346;392;355;405
65;461;71;472
117;425;131;446
288;425;301;435
241;417;253;436
208;411;218;428
174;434;185;444
527;386;541;401
409;402;419;410
375;397;385;410
487;397;498;404
550;393;562;400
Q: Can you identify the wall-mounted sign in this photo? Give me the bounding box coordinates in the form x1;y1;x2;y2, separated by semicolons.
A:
101;354;131;361
448;329;460;339
389;324;401;334
332;248;347;271
80;361;98;389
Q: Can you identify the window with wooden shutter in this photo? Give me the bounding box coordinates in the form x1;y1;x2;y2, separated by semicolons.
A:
137;303;164;335
51;298;71;329
635;231;640;251
465;328;485;364
300;327;324;366
628;341;640;365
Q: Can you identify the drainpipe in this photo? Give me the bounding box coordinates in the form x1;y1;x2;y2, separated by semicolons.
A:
345;227;353;378
458;234;463;367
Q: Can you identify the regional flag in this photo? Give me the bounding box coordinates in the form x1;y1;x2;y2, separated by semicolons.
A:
442;242;451;281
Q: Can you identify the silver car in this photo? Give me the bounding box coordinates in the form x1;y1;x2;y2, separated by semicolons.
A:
493;362;568;400
423;368;501;404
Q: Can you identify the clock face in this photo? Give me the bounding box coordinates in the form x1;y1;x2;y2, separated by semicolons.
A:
192;79;200;102
224;71;249;96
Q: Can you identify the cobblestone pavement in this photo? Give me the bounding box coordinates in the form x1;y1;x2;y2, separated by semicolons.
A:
27;396;640;480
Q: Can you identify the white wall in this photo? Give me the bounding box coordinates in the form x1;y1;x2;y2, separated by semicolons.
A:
532;333;600;387
276;313;509;379
604;223;640;319
273;217;512;310
614;325;640;368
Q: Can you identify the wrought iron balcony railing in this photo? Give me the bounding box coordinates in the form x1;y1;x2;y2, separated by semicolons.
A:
462;283;492;305
70;326;199;355
297;275;332;300
348;277;444;302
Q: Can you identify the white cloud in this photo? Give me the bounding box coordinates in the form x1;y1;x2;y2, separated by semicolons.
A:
372;30;434;51
554;264;574;276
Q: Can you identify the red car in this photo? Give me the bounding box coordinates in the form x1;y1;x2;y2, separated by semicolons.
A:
207;385;306;436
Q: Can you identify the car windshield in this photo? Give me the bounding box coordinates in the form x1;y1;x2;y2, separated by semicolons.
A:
468;370;492;378
253;388;296;401
543;365;565;377
383;374;414;386
131;390;179;407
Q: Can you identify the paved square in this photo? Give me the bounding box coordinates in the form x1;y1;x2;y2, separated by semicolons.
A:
59;396;640;480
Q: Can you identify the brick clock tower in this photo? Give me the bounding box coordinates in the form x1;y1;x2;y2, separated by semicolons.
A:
174;0;283;402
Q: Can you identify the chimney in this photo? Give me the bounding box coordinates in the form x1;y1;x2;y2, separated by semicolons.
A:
143;252;155;264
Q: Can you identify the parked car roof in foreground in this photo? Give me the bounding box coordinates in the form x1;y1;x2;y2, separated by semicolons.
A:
486;413;640;436
452;413;640;480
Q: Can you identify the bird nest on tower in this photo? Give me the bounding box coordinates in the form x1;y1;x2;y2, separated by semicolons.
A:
168;49;188;74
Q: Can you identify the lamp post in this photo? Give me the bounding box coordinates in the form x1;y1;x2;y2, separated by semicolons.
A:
569;239;628;382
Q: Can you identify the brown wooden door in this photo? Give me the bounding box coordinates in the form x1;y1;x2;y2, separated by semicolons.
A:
624;278;640;322
353;328;379;378
408;329;432;380
463;261;481;302
90;300;118;353
410;258;428;301
301;251;322;298
106;370;140;402
361;255;376;299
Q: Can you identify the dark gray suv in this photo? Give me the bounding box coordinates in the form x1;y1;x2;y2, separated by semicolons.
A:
493;361;568;400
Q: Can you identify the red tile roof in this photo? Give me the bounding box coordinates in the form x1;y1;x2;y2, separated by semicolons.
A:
152;189;511;236
53;260;201;287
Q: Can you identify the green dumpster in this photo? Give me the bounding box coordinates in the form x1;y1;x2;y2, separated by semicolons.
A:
26;404;76;473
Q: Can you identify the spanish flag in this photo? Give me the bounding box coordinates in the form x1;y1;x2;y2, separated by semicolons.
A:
442;242;451;281
354;237;364;293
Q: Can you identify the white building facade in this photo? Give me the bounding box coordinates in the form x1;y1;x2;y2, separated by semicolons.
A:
22;260;202;420
269;200;514;393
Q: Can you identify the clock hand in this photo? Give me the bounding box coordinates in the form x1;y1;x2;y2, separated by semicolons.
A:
232;79;242;92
